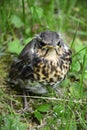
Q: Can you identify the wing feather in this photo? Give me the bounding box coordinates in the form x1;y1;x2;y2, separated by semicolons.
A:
9;39;36;80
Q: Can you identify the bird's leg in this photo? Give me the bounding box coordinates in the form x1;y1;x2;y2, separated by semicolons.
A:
17;79;29;111
22;89;28;110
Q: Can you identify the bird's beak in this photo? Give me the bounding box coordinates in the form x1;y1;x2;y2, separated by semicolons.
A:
43;44;56;49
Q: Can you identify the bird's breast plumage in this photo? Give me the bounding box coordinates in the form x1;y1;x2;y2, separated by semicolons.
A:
32;46;71;85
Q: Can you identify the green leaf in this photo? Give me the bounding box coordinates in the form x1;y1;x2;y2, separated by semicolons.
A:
10;15;24;28
34;111;43;121
8;39;24;54
60;78;70;87
43;126;50;130
70;82;81;98
71;60;80;72
53;105;64;117
84;70;87;79
35;7;43;18
0;114;27;130
25;37;32;44
30;7;43;19
37;104;51;112
74;38;86;55
69;115;77;130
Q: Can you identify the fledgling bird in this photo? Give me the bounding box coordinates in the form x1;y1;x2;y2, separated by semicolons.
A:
9;30;72;109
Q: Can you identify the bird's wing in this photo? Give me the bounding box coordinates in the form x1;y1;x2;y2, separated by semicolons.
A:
9;39;36;80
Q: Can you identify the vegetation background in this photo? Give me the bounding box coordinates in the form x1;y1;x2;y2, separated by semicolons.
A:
0;0;87;130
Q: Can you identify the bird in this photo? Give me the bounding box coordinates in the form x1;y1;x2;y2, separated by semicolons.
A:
9;30;72;109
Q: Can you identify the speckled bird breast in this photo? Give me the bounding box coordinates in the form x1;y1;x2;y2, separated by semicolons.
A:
33;48;71;85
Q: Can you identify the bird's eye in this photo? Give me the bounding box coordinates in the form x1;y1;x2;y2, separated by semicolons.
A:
39;41;46;47
57;41;61;47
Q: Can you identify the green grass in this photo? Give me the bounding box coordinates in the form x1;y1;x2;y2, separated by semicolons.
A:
0;0;87;130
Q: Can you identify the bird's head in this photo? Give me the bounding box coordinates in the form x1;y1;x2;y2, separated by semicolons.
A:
34;31;71;59
36;30;61;49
